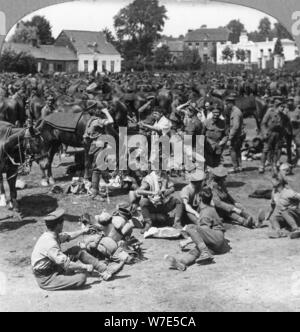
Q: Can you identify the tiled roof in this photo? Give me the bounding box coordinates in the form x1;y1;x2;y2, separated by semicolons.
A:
3;42;77;61
185;28;230;42
61;30;120;55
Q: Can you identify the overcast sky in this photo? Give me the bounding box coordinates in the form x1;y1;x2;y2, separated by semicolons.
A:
6;0;278;39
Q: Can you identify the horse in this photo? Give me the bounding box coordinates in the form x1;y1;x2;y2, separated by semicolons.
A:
0;95;27;128
0;121;43;211
27;95;46;122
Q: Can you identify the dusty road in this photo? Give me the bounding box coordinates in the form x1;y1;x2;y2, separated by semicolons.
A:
1;120;300;312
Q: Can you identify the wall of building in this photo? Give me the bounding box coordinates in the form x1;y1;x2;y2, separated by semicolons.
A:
37;60;78;74
184;41;219;63
78;54;121;73
217;33;299;67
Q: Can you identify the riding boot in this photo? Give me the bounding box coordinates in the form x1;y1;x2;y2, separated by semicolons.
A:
260;152;267;173
91;170;101;198
185;225;214;263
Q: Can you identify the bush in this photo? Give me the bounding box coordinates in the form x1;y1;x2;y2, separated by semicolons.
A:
0;49;37;74
283;58;300;73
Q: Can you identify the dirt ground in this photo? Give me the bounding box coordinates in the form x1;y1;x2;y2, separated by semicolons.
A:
1;119;300;312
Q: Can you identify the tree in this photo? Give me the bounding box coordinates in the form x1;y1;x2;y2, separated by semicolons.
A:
235;48;247;62
222;46;234;62
274;23;293;40
274;38;284;56
114;0;168;60
154;45;171;67
182;47;202;70
102;27;117;45
10;22;38;44
24;16;54;44
258;17;272;41
227;20;245;44
0;49;37;74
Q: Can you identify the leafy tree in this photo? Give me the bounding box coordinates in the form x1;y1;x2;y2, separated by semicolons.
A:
222;46;234;62
182;47;202;70
10;22;38;44
114;0;168;60
235;48;247;62
102;27;117;45
258;17;272;40
274;23;293;40
274;38;284;56
227;20;245;44
0;49;37;74
24;16;54;44
154;45;171;67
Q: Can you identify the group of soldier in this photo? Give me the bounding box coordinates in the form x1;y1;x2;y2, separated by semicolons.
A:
2;70;300;291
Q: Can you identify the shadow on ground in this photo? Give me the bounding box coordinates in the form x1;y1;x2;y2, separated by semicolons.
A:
19;195;58;217
0;219;37;232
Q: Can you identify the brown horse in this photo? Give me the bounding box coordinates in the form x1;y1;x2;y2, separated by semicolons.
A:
0;95;27;127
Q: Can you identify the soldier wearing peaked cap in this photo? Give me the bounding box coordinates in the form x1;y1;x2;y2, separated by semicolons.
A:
202;106;228;168
260;95;290;176
173;170;206;228
208;167;255;229
31;209;122;291
225;94;245;174
165;186;230;272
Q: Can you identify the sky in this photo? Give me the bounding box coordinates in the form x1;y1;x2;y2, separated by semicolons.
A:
6;0;278;40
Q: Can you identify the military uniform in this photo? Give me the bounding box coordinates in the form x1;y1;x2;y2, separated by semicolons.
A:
203;117;227;168
208;167;254;228
288;106;300;165
137;171;181;232
260;102;286;174
228;104;244;172
165;187;230;272
31;209;108;291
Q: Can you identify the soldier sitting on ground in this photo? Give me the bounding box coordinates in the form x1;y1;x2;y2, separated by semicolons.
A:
263;178;300;239
31;209;125;291
208;166;255;229
131;170;182;233
164;187;230;271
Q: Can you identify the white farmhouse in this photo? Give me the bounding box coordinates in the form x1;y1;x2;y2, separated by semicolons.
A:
217;31;299;69
55;30;122;73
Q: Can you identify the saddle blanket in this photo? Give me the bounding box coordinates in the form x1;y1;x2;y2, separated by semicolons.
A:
45;111;83;133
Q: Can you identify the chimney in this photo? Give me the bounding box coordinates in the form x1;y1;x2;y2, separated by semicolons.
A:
31;37;38;48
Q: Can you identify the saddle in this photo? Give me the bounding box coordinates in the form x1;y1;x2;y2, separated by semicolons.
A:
44;111;83;133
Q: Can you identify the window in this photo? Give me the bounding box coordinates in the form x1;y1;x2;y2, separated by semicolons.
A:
196;43;200;46
111;61;115;73
56;64;63;72
93;61;98;72
204;42;208;48
84;60;89;72
102;60;107;72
